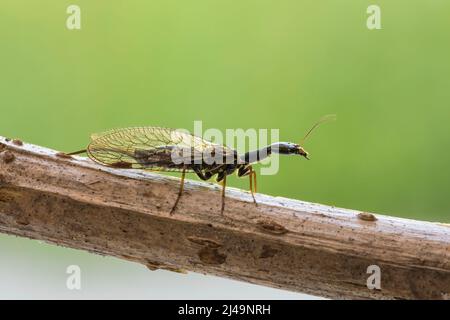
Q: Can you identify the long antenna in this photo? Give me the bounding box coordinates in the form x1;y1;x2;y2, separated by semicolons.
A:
300;114;336;144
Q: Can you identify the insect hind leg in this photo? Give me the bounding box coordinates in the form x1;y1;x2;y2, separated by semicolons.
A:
170;168;186;215
220;175;227;215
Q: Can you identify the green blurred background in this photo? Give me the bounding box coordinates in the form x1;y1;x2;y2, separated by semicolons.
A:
0;0;449;299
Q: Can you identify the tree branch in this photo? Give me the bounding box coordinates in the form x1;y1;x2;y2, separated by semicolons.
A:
0;136;449;299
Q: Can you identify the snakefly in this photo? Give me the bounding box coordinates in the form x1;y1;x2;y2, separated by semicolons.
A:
68;115;335;215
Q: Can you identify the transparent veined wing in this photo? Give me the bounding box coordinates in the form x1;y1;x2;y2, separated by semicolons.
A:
86;127;236;172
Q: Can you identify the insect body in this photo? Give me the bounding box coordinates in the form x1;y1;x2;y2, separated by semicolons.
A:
68;116;334;215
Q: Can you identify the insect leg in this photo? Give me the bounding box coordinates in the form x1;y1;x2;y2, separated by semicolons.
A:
193;166;212;181
238;166;257;206
216;170;225;182
221;174;227;215
237;165;249;177
252;170;258;193
248;167;257;206
170;168;186;215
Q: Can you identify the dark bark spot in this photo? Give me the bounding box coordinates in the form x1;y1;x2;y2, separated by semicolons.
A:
146;260;162;271
12;139;23;146
257;219;288;235
2;151;15;163
187;236;222;248
259;245;279;259
198;247;227;265
358;212;377;222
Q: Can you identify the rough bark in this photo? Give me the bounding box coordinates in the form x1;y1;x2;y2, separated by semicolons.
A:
0;136;449;299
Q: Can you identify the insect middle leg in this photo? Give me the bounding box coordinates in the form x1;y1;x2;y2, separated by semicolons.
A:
170;168;186;215
216;170;228;215
193;165;213;181
195;165;228;214
238;165;257;205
